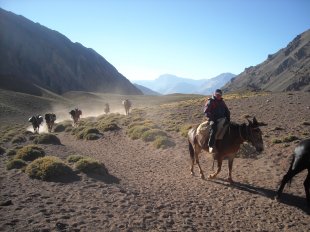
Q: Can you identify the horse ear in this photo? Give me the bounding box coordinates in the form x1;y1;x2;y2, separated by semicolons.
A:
247;118;252;125
253;117;258;126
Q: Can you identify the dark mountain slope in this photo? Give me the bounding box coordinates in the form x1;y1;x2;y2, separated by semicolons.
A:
0;8;142;95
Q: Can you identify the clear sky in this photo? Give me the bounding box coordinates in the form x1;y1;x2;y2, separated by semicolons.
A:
1;0;310;81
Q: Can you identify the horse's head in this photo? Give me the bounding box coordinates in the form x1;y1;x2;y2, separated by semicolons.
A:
246;117;264;153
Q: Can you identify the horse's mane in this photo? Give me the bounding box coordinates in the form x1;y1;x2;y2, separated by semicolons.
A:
229;121;246;129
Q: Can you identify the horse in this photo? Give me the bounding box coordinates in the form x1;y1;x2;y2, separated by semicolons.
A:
28;115;44;133
45;113;56;133
275;138;310;207
188;117;264;183
69;108;82;126
122;99;132;116
104;103;110;114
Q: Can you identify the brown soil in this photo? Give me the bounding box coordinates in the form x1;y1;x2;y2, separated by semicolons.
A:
0;91;310;231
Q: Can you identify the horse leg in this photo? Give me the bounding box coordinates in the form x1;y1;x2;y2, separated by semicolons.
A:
194;146;205;179
227;157;234;184
304;169;310;207
208;157;223;179
276;166;301;201
189;142;195;176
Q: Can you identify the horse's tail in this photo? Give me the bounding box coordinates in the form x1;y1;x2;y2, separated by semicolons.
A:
188;139;195;162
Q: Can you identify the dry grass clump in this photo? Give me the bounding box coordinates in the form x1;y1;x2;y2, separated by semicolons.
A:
54;121;73;132
272;135;299;144
179;124;194;137
6;159;27;170
5;149;16;157
15;145;45;161
33;134;61;145
76;127;102;140
127;125;151;140
141;129;167;142
75;158;107;175
26;156;73;180
153;135;175;149
67;155;86;163
11;135;27;144
0;146;5;155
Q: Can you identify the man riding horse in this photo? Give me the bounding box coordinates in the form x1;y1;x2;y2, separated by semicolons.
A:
204;89;230;154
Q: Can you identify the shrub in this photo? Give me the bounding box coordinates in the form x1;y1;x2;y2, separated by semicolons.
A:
272;138;282;144
153;136;174;149
67;155;86;163
26;156;73;180
179;124;193;137
85;133;101;140
6;149;16;157
75;158;107;175
15;145;45;161
127;125;150;140
0;146;5;155
54;121;73;132
141;129;167;142
282;135;299;143
76;128;101;140
99;123;120;132
6;159;27;170
11;135;27;144
33;134;61;145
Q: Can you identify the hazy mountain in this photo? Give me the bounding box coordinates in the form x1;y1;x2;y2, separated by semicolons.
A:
133;84;161;96
223;29;310;92
133;73;235;95
0;8;142;95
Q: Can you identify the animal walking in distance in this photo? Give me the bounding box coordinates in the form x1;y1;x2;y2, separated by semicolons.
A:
104;103;110;114
45;113;56;133
28;115;44;133
188;117;264;183
69;108;82;126
122;99;132;116
276;138;310;207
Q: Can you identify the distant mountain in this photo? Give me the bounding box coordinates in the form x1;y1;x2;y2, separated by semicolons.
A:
133;73;235;95
133;84;161;96
0;8;142;95
223;29;310;92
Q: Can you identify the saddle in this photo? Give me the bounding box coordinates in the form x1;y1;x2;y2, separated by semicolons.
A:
196;118;229;148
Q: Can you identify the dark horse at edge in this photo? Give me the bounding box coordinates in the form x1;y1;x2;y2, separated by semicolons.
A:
276;138;310;207
188;117;264;183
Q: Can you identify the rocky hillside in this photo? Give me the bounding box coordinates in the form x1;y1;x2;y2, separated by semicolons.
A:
0;8;142;95
223;29;310;92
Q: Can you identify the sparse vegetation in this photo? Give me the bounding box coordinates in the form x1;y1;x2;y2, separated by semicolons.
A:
272;135;299;144
67;155;87;163
15;145;45;161
11;135;27;144
6;159;27;170
75;158;107;175
76;127;101;140
6;149;16;157
26;156;73;180
153;135;174;149
33;134;61;145
54;121;73;132
141;129;167;142
0;146;5;155
282;135;299;143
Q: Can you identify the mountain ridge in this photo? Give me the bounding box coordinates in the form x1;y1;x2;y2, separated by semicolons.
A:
223;29;310;92
133;73;235;95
